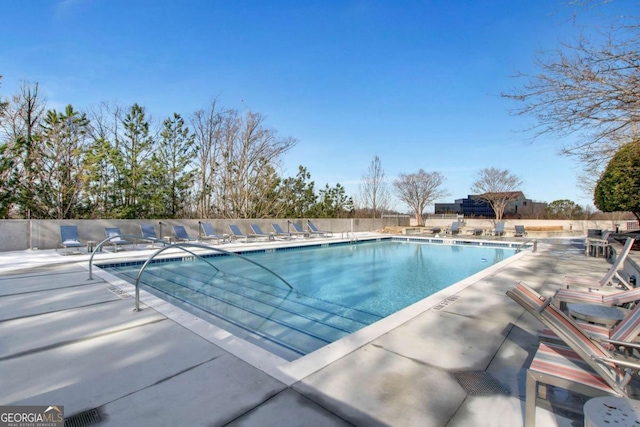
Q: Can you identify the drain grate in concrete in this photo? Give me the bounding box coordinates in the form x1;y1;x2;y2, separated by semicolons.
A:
107;285;131;299
65;408;101;427
451;371;509;396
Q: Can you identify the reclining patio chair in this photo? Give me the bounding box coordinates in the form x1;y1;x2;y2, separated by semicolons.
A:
491;222;505;237
59;225;85;255
307;220;333;237
538;292;640;346
140;224;163;248
271;223;292;240
564;237;636;291
199;222;228;244
228;224;252;243
506;282;640;426
290;222;311;238
104;227;131;252
445;221;461;235
172;225;198;243
514;225;527;237
552;283;640;308
249;224;275;241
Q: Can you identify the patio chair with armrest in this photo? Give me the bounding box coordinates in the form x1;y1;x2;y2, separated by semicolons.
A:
564;237;636;291
59;225;85;255
538;290;640;346
506;282;640;426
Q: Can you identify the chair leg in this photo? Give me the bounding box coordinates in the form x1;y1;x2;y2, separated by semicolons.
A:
525;370;538;427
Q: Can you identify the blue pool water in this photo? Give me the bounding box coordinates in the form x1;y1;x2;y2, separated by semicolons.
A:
102;239;515;360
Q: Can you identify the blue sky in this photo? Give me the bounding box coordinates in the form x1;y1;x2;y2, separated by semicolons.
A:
1;0;635;212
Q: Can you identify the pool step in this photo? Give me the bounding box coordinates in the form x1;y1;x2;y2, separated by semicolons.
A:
107;263;382;357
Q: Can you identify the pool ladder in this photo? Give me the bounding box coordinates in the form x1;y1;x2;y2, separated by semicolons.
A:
342;230;358;244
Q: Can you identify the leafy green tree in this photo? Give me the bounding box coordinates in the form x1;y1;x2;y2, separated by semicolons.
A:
117;103;154;218
311;183;354;218
545;199;584;219
594;140;640;221
144;113;196;218
0;82;46;217
278;166;317;218
0;143;17;218
37;105;91;219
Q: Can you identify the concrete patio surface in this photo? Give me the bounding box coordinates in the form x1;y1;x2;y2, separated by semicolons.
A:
0;234;623;426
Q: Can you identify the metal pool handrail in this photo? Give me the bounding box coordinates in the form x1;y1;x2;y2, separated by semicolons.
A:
133;242;296;311
88;234;170;280
516;239;537;253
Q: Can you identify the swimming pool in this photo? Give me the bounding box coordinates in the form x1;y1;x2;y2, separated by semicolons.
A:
101;238;516;360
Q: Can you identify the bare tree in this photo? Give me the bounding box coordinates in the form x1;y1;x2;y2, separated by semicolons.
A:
357;155;390;218
502;8;640;193
470;167;523;221
393;169;448;226
213;109;297;219
191;100;226;218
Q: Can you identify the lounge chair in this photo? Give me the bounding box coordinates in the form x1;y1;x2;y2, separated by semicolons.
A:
307;220;333;237
104;227;131;252
491;222;505;236
199;222;228;244
445;222;460;235
271;223;292;240
564;237;636;290
228;224;252;242
59;225;85;255
538;295;640;346
290;222;311;238
506;282;640;426
514;225;527;237
140;224;163;247
249;224;275;241
172;225;198;243
553;282;640;308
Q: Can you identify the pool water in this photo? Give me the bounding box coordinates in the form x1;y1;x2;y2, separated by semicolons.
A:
102;239;514;360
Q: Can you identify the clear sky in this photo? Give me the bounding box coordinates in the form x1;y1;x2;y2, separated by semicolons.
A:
1;0;635;212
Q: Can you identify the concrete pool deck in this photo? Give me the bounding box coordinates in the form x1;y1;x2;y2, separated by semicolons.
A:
0;234;620;426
